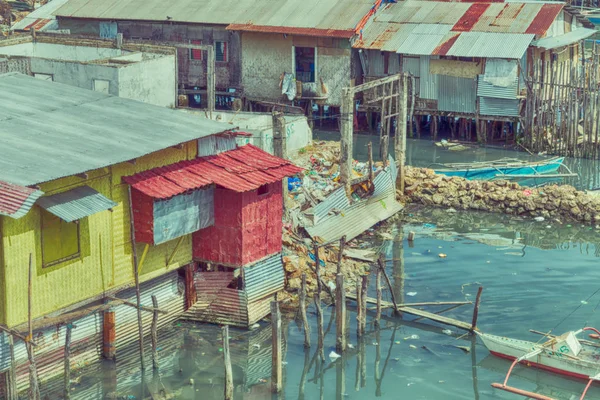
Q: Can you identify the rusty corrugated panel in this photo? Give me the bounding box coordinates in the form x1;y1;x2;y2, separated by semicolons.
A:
508;3;543;33
525;3;563;35
247;296;272;326
453;3;491;32
0;180;43;219
432;32;460;56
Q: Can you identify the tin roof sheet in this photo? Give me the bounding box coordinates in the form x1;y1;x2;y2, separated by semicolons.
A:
12;0;69;31
446;32;533;58
0;73;230;187
355;0;565;52
532;27;597;49
123;144;302;198
37;185;117;222
0;180;44;219
56;0;375;33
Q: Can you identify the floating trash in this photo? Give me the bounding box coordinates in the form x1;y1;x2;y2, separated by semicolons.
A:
329;351;341;361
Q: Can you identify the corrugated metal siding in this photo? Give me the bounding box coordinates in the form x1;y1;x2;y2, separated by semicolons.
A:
366;50;385;77
37;185;117;223
0;180;43;219
477;75;519;99
184;271;249;327
153;187;214;245
313;185;350;223
114;271;186;351
438;75;477;113
479;97;521;117
244;254;284;303
419;56;439;100
198;135;237;157
402;57;420;77
0;332;9;372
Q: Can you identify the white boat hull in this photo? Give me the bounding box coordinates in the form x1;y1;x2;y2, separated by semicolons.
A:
479;333;600;380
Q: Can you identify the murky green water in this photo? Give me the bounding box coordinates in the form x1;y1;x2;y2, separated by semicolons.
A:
53;136;600;399
59;205;600;400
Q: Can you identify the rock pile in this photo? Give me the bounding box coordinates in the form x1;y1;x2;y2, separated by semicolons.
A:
403;167;600;223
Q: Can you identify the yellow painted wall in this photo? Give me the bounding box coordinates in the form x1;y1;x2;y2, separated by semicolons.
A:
0;217;5;325
1;140;197;327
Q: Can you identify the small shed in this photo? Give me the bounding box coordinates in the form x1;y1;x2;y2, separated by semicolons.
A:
123;144;302;326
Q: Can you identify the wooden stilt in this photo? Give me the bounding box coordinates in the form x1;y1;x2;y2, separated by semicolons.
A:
337;236;346;275
103;309;116;360
223;325;233;400
471;287;484;332
375;268;382;328
314;294;325;362
335;351;346;398
151;295;159;370
271;302;283;393
356;281;363;338
335;274;347;353
64;324;73;400
27;253;40;400
377;255;400;316
360;275;368;335
184;264;197;310
300;273;311;348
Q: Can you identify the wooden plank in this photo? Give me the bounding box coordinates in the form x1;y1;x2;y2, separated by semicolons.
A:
346;294;473;331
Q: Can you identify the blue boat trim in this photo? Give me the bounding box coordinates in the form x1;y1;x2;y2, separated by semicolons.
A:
433;157;565;181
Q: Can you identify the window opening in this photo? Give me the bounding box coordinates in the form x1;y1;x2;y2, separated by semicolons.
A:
295;47;315;83
215;41;228;62
190;39;202;60
41;210;80;267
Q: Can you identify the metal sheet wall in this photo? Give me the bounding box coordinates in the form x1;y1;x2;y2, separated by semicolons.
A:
153;187;214;244
313;185;350;223
438;75;477;113
197;135;237;157
477;75;519;99
402;57;420;77
479;97;521;117
244;254;284;303
419;56;439;100
0;332;9;372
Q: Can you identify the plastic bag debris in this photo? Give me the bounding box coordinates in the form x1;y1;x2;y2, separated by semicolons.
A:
407;292;417;297
329;351;341;361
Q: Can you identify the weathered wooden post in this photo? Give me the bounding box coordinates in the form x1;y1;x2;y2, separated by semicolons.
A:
102;309;116;360
377;255;400;316
64;324;73;400
151;295;159;369
271;302;283;393
471;287;484;332
396;73;408;192
340;87;354;195
27;253;40;400
335;273;347;353
360;275;368;335
206;45;216;118
314;294;325;362
356;280;363;338
313;242;321;295
337;236;346;275
223;326;233;400
336;351;346;399
272;111;287;159
375;268;382;328
184;264;197;310
300;274;311;348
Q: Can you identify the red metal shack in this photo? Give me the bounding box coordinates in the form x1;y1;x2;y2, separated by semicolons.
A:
124;144;302;327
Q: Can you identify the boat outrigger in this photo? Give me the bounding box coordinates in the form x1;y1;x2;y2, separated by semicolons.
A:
478;328;600;400
430;157;575;181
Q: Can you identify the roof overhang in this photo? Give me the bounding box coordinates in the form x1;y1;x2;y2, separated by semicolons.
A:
227;24;355;39
37;186;117;222
532;28;597;50
0;181;44;219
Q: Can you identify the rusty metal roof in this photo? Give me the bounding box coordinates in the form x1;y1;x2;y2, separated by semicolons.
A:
354;0;566;57
0;180;44;219
56;0;377;35
123;144;303;199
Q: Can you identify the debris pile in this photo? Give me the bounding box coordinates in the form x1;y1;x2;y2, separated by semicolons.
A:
403;167;600;223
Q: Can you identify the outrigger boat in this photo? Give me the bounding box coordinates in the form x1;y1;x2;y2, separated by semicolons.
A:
478;328;600;400
430;157;572;181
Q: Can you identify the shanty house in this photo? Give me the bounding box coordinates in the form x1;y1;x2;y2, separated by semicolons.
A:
0;72;298;394
124;144;302;327
355;1;595;136
0;34;177;107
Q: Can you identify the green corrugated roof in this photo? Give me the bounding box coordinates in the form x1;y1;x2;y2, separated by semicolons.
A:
37;186;117;222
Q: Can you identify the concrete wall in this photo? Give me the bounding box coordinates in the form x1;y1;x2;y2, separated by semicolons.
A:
29;58;120;95
0;42;125;61
118;54;177;108
240;32;352;106
57;18;242;90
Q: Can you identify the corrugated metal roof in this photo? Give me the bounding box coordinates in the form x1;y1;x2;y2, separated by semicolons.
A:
0;73;230;187
305;156;402;242
0;180;44;219
227;24;355;38
56;0;376;33
12;0;69;31
355;1;564;53
533;27;597;49
37;185;117;222
446;32;533;58
123;144;302;198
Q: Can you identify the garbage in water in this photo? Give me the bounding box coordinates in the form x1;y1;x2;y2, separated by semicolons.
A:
442;329;453;335
404;334;420;340
438;253;447;258
534;216;545;222
329;351;342;361
407;292;417;297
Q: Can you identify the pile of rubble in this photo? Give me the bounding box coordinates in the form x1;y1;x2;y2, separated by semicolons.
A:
403;167;600;223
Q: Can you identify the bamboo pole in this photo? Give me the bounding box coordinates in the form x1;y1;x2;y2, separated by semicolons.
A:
271;302;283;392
471;287;484;331
340;88;354;193
127;185;145;371
151;295;159;370
223;325;233;400
313;242;321;296
356;280;363;338
300;273;311;348
360;275;368;336
397;73;408;192
64;324;72;400
375;268;382;328
377;255;400;316
335;273;347;353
